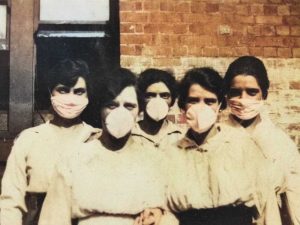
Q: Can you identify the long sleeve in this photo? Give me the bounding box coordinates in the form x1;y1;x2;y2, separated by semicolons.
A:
38;162;73;225
0;132;34;225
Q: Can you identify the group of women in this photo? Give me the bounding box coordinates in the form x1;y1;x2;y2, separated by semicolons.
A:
0;56;299;225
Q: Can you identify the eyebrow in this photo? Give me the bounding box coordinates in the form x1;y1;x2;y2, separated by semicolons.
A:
73;87;87;92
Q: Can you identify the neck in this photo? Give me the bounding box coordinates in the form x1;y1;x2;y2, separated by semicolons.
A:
51;114;82;128
232;115;257;128
187;128;211;146
139;113;165;135
100;131;130;151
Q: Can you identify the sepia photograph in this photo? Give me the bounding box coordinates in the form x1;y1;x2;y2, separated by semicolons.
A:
0;0;299;225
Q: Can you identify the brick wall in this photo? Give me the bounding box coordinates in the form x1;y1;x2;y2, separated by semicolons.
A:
120;0;300;148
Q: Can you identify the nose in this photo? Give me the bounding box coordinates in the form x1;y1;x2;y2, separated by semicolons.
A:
240;90;248;99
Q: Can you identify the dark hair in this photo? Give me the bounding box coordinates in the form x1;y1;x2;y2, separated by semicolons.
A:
223;56;270;99
178;67;226;110
137;68;177;110
46;58;90;94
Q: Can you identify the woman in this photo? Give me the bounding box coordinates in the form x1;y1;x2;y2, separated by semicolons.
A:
223;56;300;225
167;67;280;225
38;68;178;225
0;59;100;225
132;69;183;150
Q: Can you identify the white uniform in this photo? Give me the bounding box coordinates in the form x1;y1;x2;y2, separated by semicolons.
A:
38;137;178;225
0;121;100;225
132;120;184;150
167;123;282;225
226;112;300;225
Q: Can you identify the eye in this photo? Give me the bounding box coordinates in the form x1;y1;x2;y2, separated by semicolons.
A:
159;92;171;99
74;88;87;96
145;92;157;99
55;86;70;94
246;88;260;96
204;98;218;105
106;102;119;110
124;103;137;111
186;97;199;104
228;88;242;98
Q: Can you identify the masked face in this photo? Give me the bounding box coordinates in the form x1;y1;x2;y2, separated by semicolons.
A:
102;86;139;139
144;82;172;121
228;75;263;120
185;84;219;133
51;77;88;119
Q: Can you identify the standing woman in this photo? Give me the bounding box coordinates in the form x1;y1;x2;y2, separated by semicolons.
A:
167;67;280;225
0;59;100;225
38;68;177;225
223;55;300;225
132;69;183;149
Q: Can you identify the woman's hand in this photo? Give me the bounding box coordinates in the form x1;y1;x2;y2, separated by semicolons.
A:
134;208;163;225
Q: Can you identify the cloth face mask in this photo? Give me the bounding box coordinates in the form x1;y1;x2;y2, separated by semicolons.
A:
186;104;218;133
105;107;135;139
51;94;88;119
229;98;264;120
146;97;169;122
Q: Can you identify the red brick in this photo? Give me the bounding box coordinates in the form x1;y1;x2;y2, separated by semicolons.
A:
251;4;264;15
277;5;290;15
149;12;168;23
236;5;250;15
160;2;175;11
135;24;143;33
144;24;159;33
154;46;173;56
189;23;205;34
135;45;142;55
166;13;184;23
234;47;249;55
120;1;139;11
241;0;267;3
173;46;188;56
191;2;205;13
254;37;284;47
205;3;219;13
121;12;148;23
249;47;264;56
121;34;153;45
247;25;261;36
219;47;235;56
291;26;300;35
264;47;277;57
289;81;300;89
235;15;255;24
284;16;300;25
158;24;174;34
120;45;136;55
295;37;300;47
144;1;160;11
120;24;135;33
276;25;290;35
261;25;276;36
269;0;282;3
174;2;191;13
293;48;300;57
277;48;292;57
290;5;300;15
256;16;283;24
203;24;218;35
182;14;212;23
203;47;219;56
219;4;236;13
283;37;295;47
188;46;203;56
264;5;278;15
180;35;213;47
173;24;189;34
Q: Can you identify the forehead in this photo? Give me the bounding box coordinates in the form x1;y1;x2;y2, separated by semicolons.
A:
188;83;217;99
55;76;87;89
231;75;260;88
146;82;170;93
113;86;137;103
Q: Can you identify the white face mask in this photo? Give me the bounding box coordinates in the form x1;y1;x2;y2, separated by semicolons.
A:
51;94;88;119
146;98;169;122
105;107;135;139
186;104;218;133
229;98;264;120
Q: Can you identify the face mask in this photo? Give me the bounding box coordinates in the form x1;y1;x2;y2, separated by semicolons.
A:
51;94;88;119
229;98;263;120
105;107;135;139
186;104;218;133
146;98;169;122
